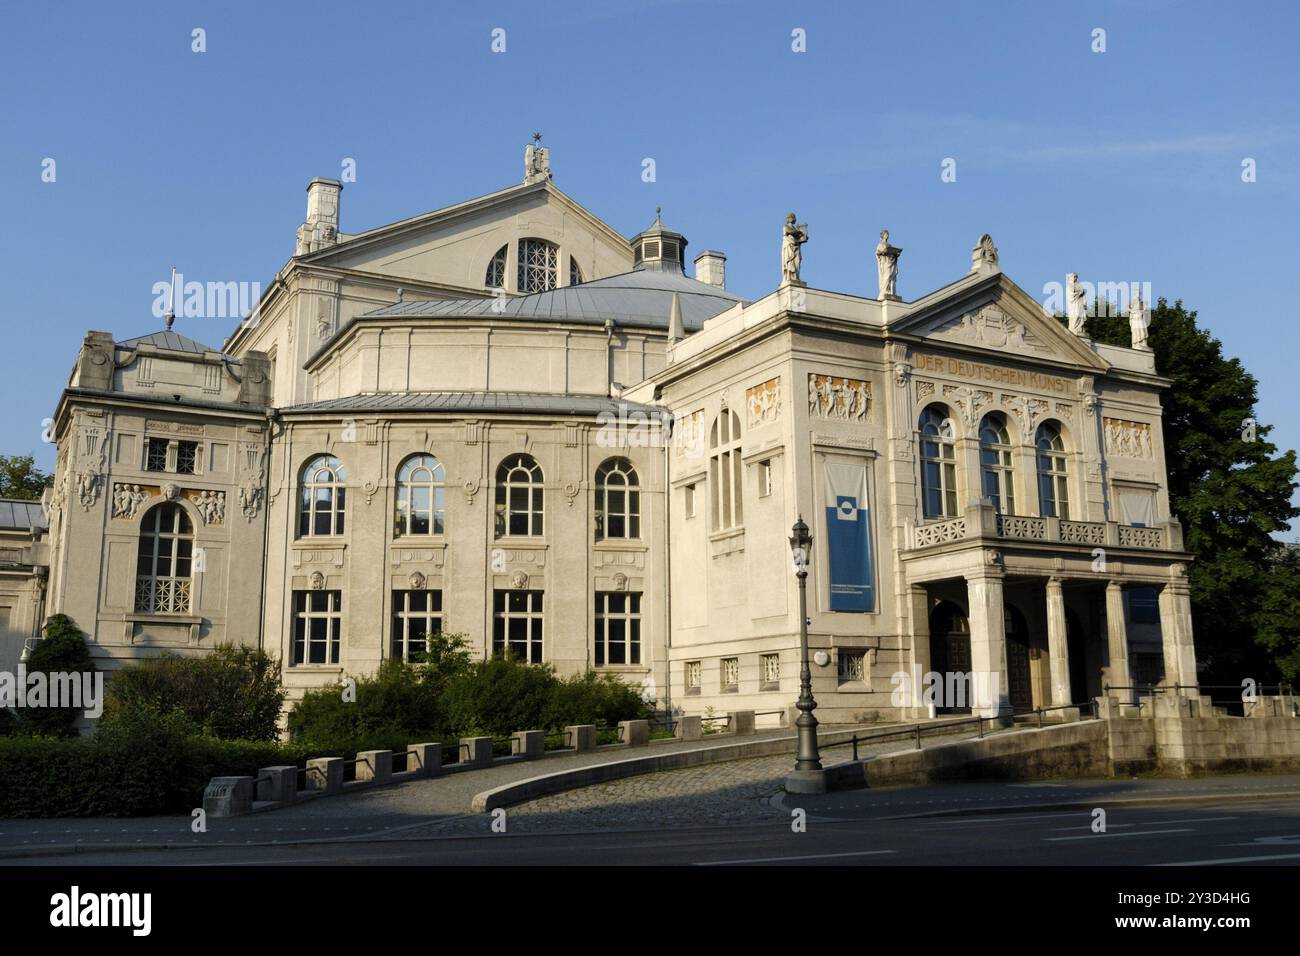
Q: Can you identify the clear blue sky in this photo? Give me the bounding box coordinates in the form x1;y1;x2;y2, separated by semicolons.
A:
2;0;1297;523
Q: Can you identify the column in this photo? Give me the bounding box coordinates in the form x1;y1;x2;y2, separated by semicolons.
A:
905;585;932;716
1104;581;1132;702
965;567;1011;718
1045;576;1072;706
1158;577;1198;695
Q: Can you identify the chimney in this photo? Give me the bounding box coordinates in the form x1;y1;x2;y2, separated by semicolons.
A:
296;178;342;256
694;250;726;289
668;293;684;344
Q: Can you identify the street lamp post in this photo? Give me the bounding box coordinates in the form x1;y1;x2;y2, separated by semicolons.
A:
785;515;826;794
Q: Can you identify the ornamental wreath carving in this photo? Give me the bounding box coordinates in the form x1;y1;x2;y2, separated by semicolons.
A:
807;374;871;422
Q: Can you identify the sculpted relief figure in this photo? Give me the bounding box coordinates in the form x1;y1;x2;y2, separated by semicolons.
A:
876;230;901;299
1066;272;1088;336
781;213;808;285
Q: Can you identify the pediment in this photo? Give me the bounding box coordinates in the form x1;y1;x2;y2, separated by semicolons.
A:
894;275;1109;371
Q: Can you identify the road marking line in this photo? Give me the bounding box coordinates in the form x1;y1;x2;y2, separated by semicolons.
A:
1044;827;1194;842
696;849;897;865
1153;852;1300;866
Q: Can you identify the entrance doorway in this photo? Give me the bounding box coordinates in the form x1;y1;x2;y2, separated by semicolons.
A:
1005;605;1033;712
929;600;971;713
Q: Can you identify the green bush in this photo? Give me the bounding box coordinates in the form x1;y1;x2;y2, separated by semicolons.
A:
544;670;652;730
103;644;285;741
10;614;96;738
439;655;561;737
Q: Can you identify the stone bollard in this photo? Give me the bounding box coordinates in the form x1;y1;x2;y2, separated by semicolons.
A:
676;715;702;741
355;749;393;784
461;736;494;768
406;742;442;776
619;719;649;747
256;765;298;804
203;776;254;818
730;710;756;736
511;730;545;759
305;757;344;794
567;724;597;752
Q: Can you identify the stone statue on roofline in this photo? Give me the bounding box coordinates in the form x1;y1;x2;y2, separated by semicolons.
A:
1129;292;1151;350
876;229;902;299
781;213;808;286
1066;272;1088;336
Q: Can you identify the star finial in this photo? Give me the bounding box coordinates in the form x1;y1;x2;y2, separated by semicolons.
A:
532;131;542;144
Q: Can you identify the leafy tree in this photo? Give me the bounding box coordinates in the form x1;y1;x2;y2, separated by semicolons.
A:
1084;300;1300;683
0;455;50;500
13;614;97;738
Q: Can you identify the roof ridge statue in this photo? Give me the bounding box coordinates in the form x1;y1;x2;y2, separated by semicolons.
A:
781;213;808;287
876;229;902;300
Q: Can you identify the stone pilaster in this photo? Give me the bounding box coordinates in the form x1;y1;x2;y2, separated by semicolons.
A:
965;565;1011;718
1045;576;1072;706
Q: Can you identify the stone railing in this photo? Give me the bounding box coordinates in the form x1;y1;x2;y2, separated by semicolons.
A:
911;506;1172;551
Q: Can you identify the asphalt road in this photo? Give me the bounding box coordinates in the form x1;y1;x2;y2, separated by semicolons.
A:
11;793;1300;867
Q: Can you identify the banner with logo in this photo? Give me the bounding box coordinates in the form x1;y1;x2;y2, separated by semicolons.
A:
823;462;874;612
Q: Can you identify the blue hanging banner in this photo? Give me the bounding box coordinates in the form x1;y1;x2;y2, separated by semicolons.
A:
823;462;874;612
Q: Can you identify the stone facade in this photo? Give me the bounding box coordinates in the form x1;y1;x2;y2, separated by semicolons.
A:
31;147;1198;724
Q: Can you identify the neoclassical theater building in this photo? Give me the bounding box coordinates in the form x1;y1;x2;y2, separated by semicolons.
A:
13;144;1198;720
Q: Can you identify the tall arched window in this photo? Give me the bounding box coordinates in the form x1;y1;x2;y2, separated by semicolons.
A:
979;413;1016;515
1036;423;1070;519
517;238;558;293
135;502;194;613
919;405;958;519
495;453;544;537
595;458;639;540
569;256;584;286
485;245;507;289
395;454;445;536
710;408;743;531
299;455;346;537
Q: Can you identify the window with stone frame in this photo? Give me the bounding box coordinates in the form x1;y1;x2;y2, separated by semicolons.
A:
493;589;544;663
394;454;446;536
838;649;866;684
685;660;702;693
760;652;781;689
292;589;342;665
517;238;558;293
391;589;443;661
298;455;347;537
979;413;1016;515
176;440;199;475
709;409;743;531
919;405;958;519
485;244;508;289
721;656;740;692
569;256;584;286
145;437;169;472
594;457;640;541
494;453;544;537
594;591;641;666
134;502;193;614
1036;422;1070;519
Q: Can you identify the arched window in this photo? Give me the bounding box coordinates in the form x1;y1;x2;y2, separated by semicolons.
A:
1036;423;1070;519
979;413;1016;515
299;455;346;537
710;408;743;531
135;502;194;613
517;238;558;293
595;458;639;540
919;406;958;519
495;453;544;537
569;256;584;286
485;245;508;289
395;454;445;536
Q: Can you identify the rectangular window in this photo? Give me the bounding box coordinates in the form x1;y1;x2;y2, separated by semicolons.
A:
721;656;739;692
839;650;866;683
145;437;168;472
493;589;544;663
292;590;342;666
685;660;702;693
761;652;780;689
1128;587;1160;625
176;440;199;475
758;460;772;498
392;589;443;661
594;591;641;666
684;483;696;519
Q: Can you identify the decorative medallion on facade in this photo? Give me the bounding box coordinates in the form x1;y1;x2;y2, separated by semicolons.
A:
510;571;529;589
1103;418;1155;459
309;571;326;590
408;571;427;590
612;572;629;592
807;374;871;422
746;377;781;428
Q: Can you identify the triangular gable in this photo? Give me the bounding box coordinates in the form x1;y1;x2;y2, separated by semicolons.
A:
891;273;1109;372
